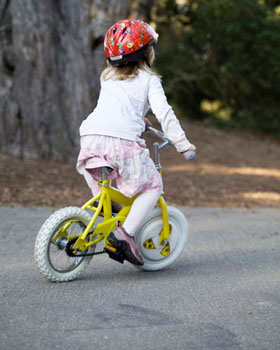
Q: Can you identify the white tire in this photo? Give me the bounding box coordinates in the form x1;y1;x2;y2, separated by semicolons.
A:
136;206;188;271
34;207;94;282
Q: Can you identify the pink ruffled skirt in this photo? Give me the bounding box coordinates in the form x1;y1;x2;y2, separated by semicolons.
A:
76;135;163;198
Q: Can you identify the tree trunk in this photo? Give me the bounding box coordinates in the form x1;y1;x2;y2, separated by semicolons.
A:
0;0;129;159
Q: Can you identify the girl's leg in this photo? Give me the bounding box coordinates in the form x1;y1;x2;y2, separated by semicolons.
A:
78;167;101;197
107;189;161;266
123;189;162;235
107;142;163;265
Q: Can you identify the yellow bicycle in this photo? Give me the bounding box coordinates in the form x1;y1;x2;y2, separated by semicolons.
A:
34;126;194;282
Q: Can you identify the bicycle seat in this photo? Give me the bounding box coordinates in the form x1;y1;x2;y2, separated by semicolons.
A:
104;167;113;173
101;166;114;180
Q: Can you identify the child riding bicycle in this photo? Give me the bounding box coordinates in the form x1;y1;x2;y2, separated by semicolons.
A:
76;19;196;266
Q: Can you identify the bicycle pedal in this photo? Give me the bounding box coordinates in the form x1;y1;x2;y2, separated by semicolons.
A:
104;245;125;264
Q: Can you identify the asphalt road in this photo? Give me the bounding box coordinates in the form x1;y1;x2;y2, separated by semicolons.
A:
0;206;279;350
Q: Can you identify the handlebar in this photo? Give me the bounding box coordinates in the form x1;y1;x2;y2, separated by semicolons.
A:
145;125;196;160
145;125;174;150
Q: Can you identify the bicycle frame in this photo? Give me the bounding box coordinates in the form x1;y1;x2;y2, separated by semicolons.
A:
70;127;173;254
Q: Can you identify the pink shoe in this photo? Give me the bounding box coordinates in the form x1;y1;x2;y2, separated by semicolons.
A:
108;225;144;266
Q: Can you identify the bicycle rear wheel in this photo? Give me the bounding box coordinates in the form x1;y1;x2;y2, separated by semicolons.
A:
136;206;188;271
34;207;94;282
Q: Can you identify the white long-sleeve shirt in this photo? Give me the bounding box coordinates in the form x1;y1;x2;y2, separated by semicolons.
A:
79;69;192;152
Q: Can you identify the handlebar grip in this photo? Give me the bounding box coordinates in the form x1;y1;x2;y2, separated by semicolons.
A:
183;150;196;160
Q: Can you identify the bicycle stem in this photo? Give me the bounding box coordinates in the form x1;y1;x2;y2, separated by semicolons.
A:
153;142;161;171
147;126;174;171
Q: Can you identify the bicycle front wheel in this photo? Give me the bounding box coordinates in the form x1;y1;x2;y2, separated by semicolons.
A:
34;207;95;282
136;206;188;271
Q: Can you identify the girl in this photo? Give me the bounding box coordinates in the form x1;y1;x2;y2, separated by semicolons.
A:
77;19;196;266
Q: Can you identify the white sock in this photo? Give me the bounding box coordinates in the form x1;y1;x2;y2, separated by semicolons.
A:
123;189;162;236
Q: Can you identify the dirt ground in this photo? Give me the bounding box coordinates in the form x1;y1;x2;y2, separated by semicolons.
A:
1;119;280;208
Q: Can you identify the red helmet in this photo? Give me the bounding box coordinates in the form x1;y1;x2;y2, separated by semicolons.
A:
104;19;158;66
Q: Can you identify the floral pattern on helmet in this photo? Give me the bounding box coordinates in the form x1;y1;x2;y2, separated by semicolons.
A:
104;19;158;59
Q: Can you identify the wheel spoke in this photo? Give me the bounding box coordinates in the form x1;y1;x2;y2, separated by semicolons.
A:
48;220;87;272
52;247;67;263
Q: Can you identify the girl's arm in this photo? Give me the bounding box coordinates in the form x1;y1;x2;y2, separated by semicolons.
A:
148;76;195;153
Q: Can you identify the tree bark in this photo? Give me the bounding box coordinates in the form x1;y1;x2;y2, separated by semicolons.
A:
0;0;129;159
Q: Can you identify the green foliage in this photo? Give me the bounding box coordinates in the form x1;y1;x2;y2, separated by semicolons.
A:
154;0;280;134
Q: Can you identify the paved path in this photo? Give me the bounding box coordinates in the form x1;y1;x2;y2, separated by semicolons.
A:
0;206;279;350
